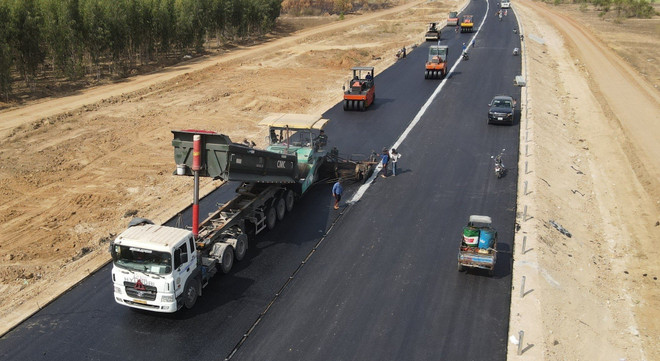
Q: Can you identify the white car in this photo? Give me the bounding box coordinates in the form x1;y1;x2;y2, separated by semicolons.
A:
501;1;511;9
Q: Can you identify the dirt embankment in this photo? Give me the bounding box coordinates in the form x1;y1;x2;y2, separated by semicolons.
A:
509;1;660;360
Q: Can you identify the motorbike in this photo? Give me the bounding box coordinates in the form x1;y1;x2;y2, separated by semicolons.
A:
461;51;469;60
492;149;506;179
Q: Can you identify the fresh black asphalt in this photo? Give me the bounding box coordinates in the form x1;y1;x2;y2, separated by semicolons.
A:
0;0;521;359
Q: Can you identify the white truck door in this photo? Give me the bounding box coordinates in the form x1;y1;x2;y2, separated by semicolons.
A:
172;240;193;296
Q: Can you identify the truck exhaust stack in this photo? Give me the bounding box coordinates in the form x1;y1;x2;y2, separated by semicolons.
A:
192;134;201;238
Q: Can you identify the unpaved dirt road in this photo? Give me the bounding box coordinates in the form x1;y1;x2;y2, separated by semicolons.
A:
1;0;658;359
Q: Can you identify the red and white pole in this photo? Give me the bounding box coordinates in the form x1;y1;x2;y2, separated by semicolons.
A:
192;134;201;238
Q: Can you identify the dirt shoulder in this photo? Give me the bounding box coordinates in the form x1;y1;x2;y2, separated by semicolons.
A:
0;0;461;337
509;1;659;360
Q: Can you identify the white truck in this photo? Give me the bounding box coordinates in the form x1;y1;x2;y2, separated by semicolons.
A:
110;183;280;312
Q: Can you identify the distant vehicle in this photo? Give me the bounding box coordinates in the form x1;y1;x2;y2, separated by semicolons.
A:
425;45;449;79
447;12;459;26
491;149;506;178
460;15;474;33
343;66;376;111
425;22;440;41
487;95;515;125
501;1;511;9
458;215;497;276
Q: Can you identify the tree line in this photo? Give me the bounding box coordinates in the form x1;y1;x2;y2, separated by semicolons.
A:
0;0;282;98
552;0;657;18
280;0;392;16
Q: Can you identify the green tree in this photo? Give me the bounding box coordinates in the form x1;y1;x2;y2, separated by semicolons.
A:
10;0;45;87
334;0;352;16
174;0;211;52
80;0;110;77
0;2;13;97
41;0;84;79
151;0;176;57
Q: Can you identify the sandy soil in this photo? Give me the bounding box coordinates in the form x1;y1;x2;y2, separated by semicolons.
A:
509;1;659;360
0;0;658;359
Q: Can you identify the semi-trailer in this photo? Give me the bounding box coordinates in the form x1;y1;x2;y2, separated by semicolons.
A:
110;114;376;311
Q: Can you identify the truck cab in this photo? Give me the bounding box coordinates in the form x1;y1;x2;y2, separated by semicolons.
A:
110;224;200;312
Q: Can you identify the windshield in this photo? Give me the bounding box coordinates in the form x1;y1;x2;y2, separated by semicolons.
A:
112;245;172;275
269;128;313;147
493;99;512;108
428;47;447;62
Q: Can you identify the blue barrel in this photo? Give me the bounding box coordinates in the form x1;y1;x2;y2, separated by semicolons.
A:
478;229;494;249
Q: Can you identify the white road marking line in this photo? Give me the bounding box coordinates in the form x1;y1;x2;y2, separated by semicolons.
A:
349;0;489;204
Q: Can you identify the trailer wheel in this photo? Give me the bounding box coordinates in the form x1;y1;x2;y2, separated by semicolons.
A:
183;280;199;309
220;246;234;274
234;235;248;261
265;206;277;230
275;197;286;221
284;190;295;212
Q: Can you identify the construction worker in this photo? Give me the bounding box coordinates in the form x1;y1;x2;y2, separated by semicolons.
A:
314;130;327;149
332;179;343;210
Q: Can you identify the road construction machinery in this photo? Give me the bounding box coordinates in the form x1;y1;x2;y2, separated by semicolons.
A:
460;15;474;33
447;12;459;26
110;114;377;312
424;45;449;79
343;66;375;111
425;22;440;41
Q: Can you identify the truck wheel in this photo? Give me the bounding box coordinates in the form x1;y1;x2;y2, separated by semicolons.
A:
265;206;277;230
275;197;286;221
343;100;348;111
234;235;248;261
220;246;234;274
284;190;295;212
183;280;199;309
360;101;366;111
457;263;464;272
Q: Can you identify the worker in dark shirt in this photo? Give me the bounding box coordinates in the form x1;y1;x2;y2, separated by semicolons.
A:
314;130;328;150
